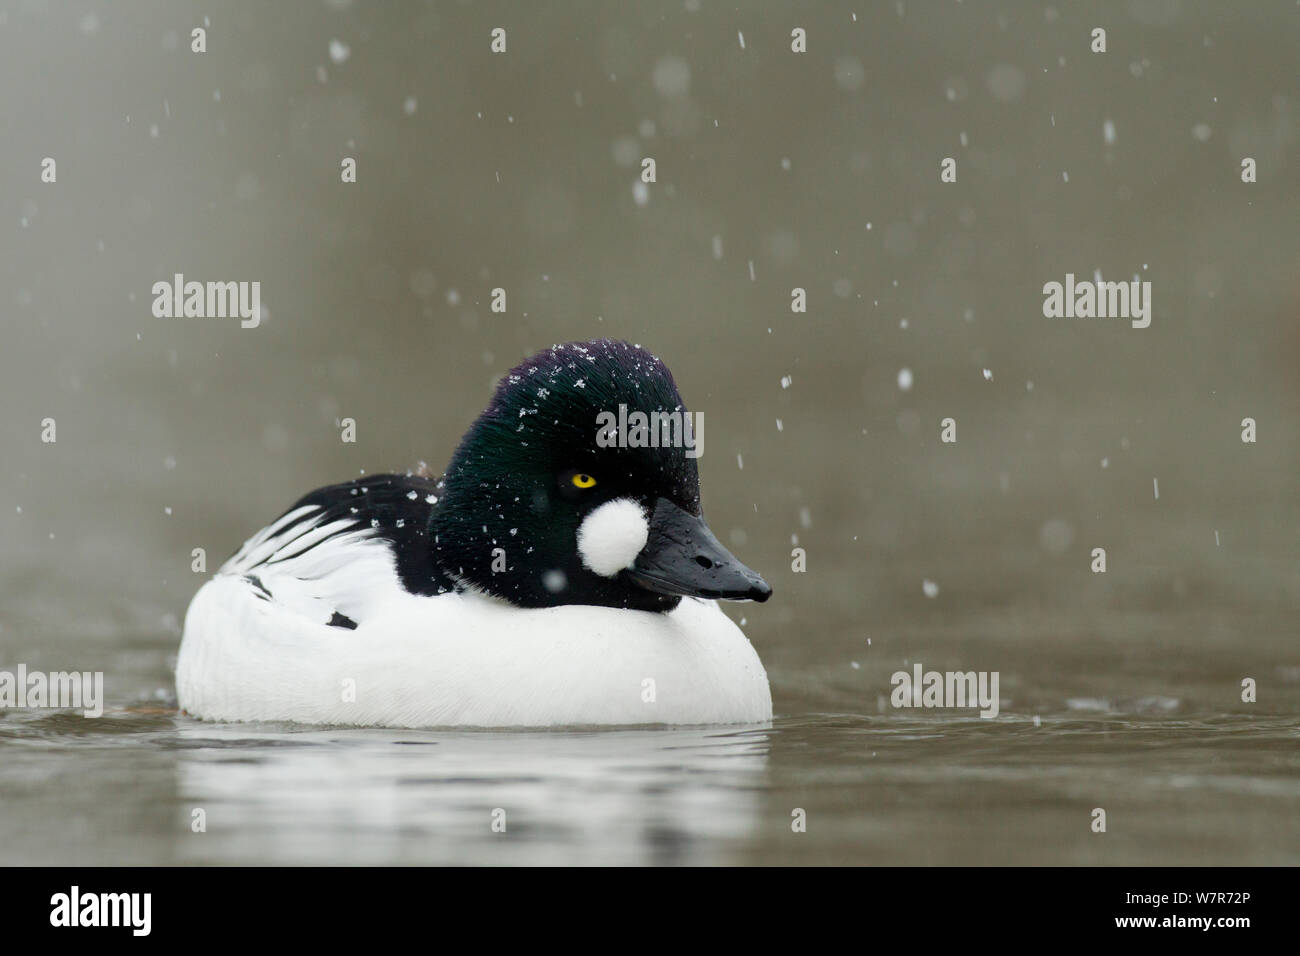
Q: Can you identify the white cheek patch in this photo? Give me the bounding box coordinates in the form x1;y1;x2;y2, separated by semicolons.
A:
576;498;650;577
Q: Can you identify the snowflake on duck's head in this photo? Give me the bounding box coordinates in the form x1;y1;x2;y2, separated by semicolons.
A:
485;339;682;428
456;339;698;507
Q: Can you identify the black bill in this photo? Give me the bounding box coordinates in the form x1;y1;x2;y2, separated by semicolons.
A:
623;497;772;602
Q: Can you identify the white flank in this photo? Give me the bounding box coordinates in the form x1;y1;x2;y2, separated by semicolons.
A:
177;501;771;728
177;583;771;728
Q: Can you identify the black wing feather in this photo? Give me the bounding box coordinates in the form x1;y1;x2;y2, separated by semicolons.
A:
285;474;456;597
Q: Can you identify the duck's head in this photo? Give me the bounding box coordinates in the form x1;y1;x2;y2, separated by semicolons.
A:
431;339;772;611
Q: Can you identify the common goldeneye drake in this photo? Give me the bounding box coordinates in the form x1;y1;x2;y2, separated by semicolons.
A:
177;340;773;727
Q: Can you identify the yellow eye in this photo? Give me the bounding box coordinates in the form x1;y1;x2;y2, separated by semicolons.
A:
571;473;597;489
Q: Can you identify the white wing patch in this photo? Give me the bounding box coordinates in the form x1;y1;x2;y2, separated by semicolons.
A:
223;505;322;570
219;504;403;628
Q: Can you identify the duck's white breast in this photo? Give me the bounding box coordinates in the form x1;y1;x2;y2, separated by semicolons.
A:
176;576;772;728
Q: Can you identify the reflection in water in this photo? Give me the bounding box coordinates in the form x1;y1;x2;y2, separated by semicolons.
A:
172;722;769;865
2;706;1299;864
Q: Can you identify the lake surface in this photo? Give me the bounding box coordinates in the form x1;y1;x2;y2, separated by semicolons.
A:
2;617;1296;865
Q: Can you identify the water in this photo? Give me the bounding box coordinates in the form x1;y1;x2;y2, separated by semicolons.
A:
2;621;1296;865
4;712;1296;866
2;1;1299;864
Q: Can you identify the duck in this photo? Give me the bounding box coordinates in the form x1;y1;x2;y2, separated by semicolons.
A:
176;339;773;728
